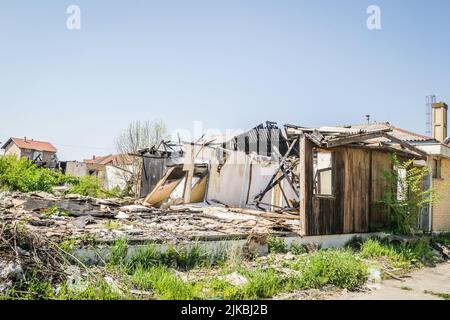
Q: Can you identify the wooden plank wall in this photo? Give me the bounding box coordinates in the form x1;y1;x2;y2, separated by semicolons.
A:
370;151;392;229
342;148;370;233
302;140;393;236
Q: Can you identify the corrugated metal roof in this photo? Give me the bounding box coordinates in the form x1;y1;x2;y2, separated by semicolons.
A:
343;123;435;142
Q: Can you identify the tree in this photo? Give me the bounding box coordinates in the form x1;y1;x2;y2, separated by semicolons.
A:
379;154;437;235
115;120;167;196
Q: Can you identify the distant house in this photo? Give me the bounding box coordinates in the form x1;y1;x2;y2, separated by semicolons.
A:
84;154;137;191
1;137;58;168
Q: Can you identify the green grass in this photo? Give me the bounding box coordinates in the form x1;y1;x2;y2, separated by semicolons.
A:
267;235;287;254
240;268;282;299
290;242;309;255
109;238;129;266
4;271;129;300
68;175;121;198
433;232;450;246
4;235;440;301
358;238;433;269
288;249;368;290
58;238;78;253
205;268;283;300
112;240;228;272
41;205;70;217
131;266;203;300
59;279;130;300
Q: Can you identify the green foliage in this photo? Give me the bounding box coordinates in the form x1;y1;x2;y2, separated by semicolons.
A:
109;238;129;266
68;175;121;198
131;266;202;300
289;250;368;290
58;239;78;253
290;242;309;255
241;268;282;299
111;241;227;272
41;205;70;217
344;236;365;251
359;238;433;269
58;279;129;300
267;235;287;254
207;268;282;300
433;232;450;246
0;156;68;193
6;272;56;300
359;239;409;268
4;270;128;300
379;154;436;235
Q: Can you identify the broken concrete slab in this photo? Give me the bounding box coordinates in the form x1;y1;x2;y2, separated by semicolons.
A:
70;215;95;229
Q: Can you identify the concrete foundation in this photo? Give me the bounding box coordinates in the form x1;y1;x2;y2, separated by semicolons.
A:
73;232;387;266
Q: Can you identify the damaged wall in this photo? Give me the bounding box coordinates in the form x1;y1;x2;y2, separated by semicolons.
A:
300;138;394;236
187;145;282;208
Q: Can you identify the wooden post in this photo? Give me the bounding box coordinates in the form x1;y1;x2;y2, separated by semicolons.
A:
298;135;307;236
183;144;195;203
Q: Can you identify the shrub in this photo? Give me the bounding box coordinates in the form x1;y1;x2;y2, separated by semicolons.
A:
68;175;109;198
290;250;368;290
0;156;68;193
379;154;436;235
359;238;409;269
242;268;282;299
290;242;308;255
344;236;365;251
267;235;287;254
359;238;433;268
433;232;450;246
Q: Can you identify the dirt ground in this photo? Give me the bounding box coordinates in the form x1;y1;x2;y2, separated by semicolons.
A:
334;262;450;300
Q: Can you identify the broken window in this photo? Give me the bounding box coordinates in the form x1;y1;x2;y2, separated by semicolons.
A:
32;151;43;162
432;158;441;179
313;150;333;196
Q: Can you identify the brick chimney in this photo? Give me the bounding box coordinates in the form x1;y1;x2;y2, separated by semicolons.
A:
432;102;448;142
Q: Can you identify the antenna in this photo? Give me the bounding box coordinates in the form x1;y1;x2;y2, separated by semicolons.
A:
425;95;435;137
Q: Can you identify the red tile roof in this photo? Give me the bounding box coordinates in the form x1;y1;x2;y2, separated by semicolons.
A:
1;137;57;153
84;154;135;166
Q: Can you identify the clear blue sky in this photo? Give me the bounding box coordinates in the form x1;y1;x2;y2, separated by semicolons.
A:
1;0;449;160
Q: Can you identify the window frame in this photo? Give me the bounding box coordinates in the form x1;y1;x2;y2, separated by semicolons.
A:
313;149;335;198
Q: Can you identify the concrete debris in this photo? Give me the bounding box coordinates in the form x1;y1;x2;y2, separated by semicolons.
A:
222;272;248;286
115;212;130;220
70;215;95;229
0;192;300;245
0;260;24;293
119;205;154;213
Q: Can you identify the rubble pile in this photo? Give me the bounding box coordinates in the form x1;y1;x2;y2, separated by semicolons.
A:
0;191;300;247
0;220;66;293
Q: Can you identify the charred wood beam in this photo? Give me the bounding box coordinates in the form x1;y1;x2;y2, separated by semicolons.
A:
254;139;298;202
